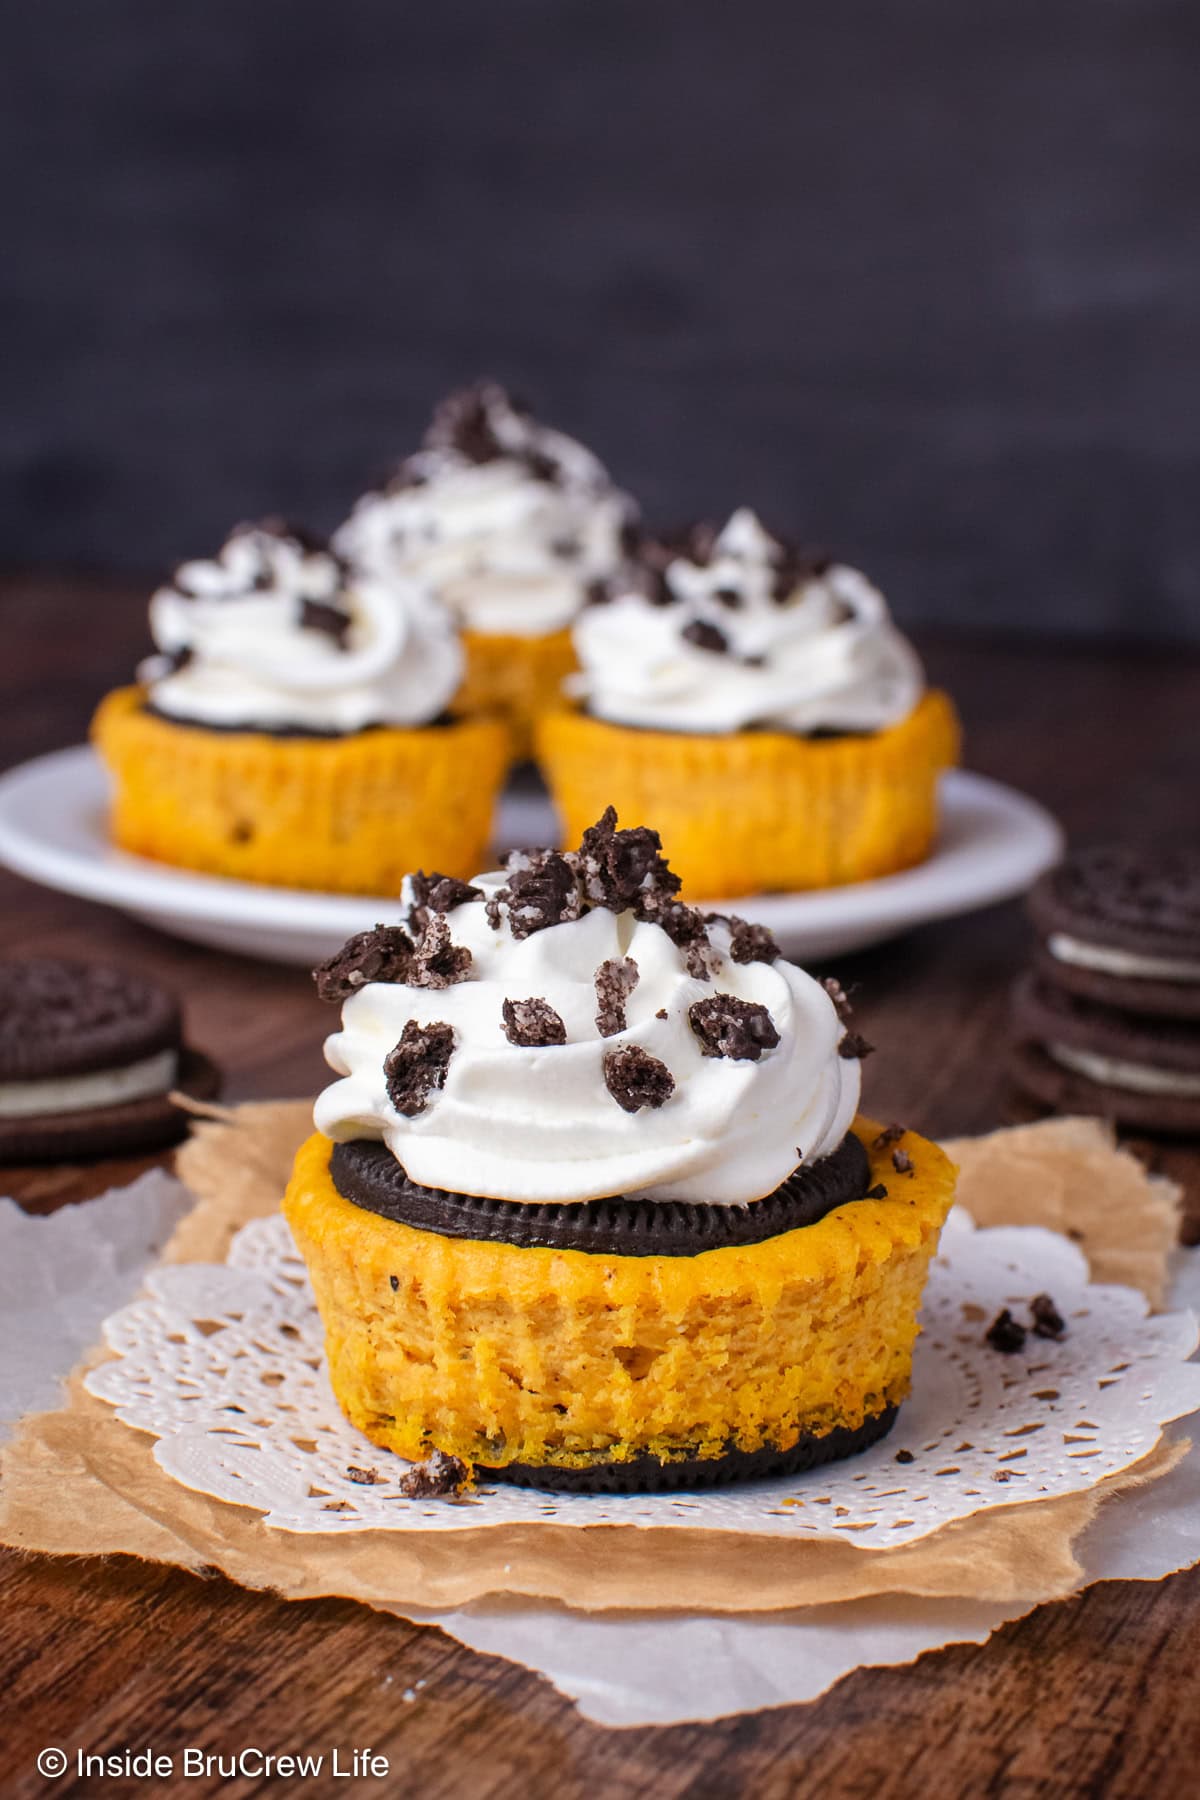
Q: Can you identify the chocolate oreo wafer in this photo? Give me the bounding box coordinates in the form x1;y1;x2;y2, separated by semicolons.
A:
1028;845;1200;1021
484;1406;899;1493
1010;973;1200;1136
0;959;220;1161
329;1129;872;1256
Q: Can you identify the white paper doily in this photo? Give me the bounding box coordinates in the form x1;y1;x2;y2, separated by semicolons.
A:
84;1208;1200;1545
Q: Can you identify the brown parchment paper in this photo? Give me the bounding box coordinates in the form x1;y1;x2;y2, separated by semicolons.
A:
0;1104;1186;1616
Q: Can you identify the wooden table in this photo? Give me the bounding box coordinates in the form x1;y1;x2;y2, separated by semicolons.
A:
3;575;1199;1798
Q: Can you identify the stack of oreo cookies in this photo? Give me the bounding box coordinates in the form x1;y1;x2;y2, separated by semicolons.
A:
0;958;218;1160
1011;846;1200;1136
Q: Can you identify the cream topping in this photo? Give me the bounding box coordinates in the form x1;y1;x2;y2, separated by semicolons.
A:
571;508;924;735
0;1049;178;1120
1047;1042;1200;1099
142;522;463;732
333;383;633;639
1047;933;1200;985
313;819;861;1206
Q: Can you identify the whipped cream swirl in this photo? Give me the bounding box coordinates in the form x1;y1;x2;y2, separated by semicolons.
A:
313;814;861;1206
571;508;924;735
333;383;634;639
142;521;463;733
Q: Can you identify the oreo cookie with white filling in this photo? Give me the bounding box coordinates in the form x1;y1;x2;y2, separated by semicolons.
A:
1010;973;1200;1136
0;959;219;1160
1028;845;1200;1021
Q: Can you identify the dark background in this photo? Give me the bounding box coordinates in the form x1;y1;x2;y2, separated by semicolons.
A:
3;1;1200;642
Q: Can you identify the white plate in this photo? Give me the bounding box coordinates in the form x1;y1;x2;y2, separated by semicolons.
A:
0;745;1062;966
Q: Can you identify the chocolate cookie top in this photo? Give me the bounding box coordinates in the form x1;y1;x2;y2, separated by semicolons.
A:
0;959;182;1082
1029;845;1200;963
328;1129;871;1256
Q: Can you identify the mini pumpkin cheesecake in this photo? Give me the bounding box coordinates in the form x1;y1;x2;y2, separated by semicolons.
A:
92;519;509;893
283;810;956;1491
538;510;959;897
333;383;636;756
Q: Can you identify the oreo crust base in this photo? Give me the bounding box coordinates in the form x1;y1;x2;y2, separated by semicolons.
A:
0;1047;221;1162
329;1129;872;1256
481;1405;900;1493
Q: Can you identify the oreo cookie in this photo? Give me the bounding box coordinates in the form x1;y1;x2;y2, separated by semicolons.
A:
0;959;219;1161
1011;972;1200;1136
1028;845;1200;1021
329;1129;872;1256
144;701;457;739
483;1406;899;1493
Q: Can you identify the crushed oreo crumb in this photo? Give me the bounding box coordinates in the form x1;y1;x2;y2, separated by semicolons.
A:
313;925;414;1002
769;543;831;603
595;957;639;1037
603;1044;675;1113
681;618;729;655
396;1449;470;1499
656;1007;668;1020
1030;1293;1067;1341
714;585;743;609
480;810;723;982
408;913;472;988
426;383;562;489
409;872;483;914
894;1449;915;1465
345;1465;378;1485
864;1182;889;1200
723;915;781;965
501;996;567;1047
645;896;718;980
389;1275;399;1291
838;1031;875;1060
427;384;508;465
383;1020;455;1117
892;1148;914;1175
820;976;855;1021
576;806;680;912
689;994;780;1061
986;1309;1028;1354
872;1122;906;1149
298;597;352;647
503;851;581;938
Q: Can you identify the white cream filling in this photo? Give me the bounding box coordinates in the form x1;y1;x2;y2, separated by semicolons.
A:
1047;1042;1200;1098
1047;933;1200;985
0;1049;179;1120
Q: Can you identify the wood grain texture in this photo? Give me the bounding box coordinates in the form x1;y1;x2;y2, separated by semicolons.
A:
1;575;1199;1796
